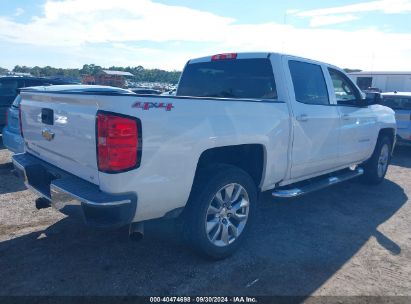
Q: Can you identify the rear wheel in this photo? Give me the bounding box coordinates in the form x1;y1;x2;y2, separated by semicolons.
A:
183;165;257;259
361;136;392;184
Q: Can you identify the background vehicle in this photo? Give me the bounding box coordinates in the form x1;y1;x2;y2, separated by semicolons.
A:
13;53;396;259
161;88;176;96
381;92;411;145
1;77;78;152
129;88;162;95
0;76;77;131
363;87;382;93
349;71;411;92
2;95;24;153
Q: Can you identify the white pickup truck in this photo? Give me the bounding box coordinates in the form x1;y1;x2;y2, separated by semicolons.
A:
13;52;396;259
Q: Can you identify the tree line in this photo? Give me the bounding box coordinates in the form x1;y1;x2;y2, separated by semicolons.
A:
1;64;182;84
1;65;361;84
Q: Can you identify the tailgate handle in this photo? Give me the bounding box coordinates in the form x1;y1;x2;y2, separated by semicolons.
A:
41;108;54;125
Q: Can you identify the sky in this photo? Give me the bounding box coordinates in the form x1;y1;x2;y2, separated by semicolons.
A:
0;0;411;71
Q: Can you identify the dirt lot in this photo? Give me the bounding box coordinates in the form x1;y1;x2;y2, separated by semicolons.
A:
0;135;410;297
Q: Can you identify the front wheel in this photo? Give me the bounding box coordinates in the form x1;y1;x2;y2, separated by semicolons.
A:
183;165;257;260
361;136;392;184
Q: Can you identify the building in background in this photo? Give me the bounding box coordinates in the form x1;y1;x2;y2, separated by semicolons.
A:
82;70;134;88
349;71;411;92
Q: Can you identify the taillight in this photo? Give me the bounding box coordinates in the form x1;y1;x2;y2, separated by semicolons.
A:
96;112;141;173
18;106;23;138
211;53;238;61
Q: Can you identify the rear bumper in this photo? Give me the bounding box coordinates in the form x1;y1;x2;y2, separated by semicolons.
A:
12;153;137;228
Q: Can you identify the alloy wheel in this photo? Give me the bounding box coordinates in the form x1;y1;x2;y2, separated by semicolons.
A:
205;183;250;247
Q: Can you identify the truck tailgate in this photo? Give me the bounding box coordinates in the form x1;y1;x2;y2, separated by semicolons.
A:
21;90;101;184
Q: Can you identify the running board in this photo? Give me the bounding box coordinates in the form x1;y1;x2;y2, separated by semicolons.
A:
272;168;364;198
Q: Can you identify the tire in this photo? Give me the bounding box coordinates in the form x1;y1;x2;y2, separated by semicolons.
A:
182;164;257;260
361;136;392;185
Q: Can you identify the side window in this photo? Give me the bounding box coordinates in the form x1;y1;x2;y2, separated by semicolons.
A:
328;68;360;105
289;60;329;105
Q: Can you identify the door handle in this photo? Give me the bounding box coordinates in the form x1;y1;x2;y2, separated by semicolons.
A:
342;114;350;120
296;114;309;122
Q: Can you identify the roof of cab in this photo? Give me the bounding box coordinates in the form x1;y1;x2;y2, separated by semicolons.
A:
186;52;341;70
188;52;274;64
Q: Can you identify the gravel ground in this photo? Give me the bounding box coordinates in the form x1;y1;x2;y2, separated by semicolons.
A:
0;135;410;297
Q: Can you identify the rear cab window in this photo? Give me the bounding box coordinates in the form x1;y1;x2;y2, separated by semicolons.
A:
177;58;277;100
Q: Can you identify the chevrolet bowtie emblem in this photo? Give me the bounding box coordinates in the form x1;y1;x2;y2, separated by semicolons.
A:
42;129;55;141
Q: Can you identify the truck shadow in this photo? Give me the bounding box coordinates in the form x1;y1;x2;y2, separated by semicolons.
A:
0;178;407;296
0;162;27;194
391;145;411;169
0;135;5;150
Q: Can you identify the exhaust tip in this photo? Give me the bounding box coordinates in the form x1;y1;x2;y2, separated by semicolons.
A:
129;232;144;242
129;222;144;242
35;197;51;210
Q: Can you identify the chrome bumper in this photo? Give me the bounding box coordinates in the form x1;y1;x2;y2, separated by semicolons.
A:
12;153;137;228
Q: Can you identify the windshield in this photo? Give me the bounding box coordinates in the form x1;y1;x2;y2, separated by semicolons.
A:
382;96;411;110
177;58;277;100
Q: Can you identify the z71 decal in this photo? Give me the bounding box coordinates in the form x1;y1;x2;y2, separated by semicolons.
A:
132;102;174;111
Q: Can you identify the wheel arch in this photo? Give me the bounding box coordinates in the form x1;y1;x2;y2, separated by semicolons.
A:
193;144;266;190
378;127;396;153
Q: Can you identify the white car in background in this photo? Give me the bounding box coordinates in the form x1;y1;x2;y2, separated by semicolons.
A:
381;92;411;145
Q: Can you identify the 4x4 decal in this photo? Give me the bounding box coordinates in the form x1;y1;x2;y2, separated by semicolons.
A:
132;102;174;111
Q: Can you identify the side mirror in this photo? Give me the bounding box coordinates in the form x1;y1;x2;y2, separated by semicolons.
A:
363;92;382;106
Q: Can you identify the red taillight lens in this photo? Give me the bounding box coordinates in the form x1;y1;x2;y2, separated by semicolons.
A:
97;112;140;173
211;53;238;61
18;106;24;138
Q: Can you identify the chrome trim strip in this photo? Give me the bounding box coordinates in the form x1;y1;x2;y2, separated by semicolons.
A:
26;184;51;201
50;184;131;207
272;189;303;198
272;168;364;198
12;158;28;182
13;155;131;210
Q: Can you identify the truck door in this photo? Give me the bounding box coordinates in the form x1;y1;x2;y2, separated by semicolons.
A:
285;58;340;179
326;68;378;165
